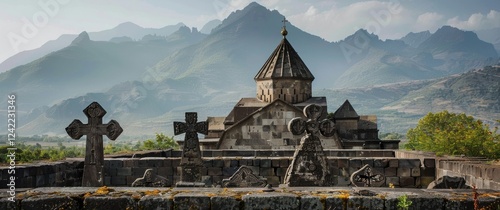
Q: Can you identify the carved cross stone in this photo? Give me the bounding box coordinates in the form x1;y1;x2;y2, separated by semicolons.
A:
350;164;385;187
131;169;169;187
65;102;123;187
284;104;335;186
173;112;207;183
222;166;267;188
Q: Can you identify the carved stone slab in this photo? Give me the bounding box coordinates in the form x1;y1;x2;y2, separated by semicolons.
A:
65;102;123;187
427;176;472;189
173;112;208;183
131;169;169;187
350;164;385;187
222;166;267;187
284;104;335;186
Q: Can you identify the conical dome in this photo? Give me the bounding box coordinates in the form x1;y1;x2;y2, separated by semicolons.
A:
255;20;314;104
254;38;314;81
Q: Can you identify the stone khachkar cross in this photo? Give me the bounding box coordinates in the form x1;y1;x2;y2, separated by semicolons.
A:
66;102;123;187
131;169;169;187
350;164;385;187
222;166;267;188
173;112;208;185
284;104;336;186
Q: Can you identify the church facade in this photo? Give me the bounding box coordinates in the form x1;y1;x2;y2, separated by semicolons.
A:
202;20;387;150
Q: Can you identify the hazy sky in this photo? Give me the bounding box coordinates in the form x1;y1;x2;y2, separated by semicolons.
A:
1;0;499;63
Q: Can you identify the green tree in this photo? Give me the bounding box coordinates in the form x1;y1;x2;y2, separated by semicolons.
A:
405;111;500;159
142;133;179;150
379;132;404;140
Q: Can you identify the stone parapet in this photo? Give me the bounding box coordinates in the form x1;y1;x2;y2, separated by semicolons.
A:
1;187;499;210
0;160;83;189
437;160;500;190
1;157;431;189
108;149;396;158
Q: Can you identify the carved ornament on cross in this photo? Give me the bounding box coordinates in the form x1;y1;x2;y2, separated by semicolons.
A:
288;104;335;138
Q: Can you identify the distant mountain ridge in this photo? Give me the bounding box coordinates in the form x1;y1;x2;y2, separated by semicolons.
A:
0;27;206;112
0;22;186;73
400;31;431;48
319;65;500;133
0;2;498;136
334;25;498;88
419;26;497;58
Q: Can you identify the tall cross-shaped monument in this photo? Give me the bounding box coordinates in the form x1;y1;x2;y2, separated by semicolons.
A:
284;104;336;186
173;112;208;184
66;102;123;187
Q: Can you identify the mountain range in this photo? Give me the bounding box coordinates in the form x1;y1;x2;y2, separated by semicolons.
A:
0;2;498;136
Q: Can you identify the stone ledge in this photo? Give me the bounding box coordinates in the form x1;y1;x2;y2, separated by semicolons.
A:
1;187;499;210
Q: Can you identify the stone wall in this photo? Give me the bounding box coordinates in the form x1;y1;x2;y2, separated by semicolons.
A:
105;157;430;188
395;150;500;190
437;160;500;190
0;150;437;189
2;187;500;210
0;160;83;189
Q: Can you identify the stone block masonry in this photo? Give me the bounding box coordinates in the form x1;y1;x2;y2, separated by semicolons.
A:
0;160;83;189
9;150;500;190
396;150;500;190
0;156;434;189
2;187;499;210
100;157;428;188
437;160;500;190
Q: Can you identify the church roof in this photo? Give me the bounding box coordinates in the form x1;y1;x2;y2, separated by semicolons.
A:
333;100;360;119
254;37;315;81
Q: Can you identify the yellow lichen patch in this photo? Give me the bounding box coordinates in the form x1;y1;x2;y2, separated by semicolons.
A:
232;193;243;201
377;193;387;200
131;193;142;201
168;190;191;199
217;188;246;201
479;192;500;198
338;191;350;200
388;183;395;188
83;192;92;198
205;193;217;197
144;189;161;196
95;186;114;195
310;192;329;201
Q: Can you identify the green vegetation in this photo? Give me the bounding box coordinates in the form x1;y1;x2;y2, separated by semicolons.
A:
0;133;178;163
397;194;412;210
0;142;84;163
104;133;179;154
140;133;179;150
405;111;500;159
379;132;404;140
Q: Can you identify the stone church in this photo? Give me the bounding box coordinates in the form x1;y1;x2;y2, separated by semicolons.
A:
202;21;382;150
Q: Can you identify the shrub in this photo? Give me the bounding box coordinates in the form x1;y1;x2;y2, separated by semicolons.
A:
405;111;500;159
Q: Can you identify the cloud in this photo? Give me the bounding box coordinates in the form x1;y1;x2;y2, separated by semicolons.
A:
304;6;317;16
447;10;500;30
288;1;410;41
212;0;253;20
414;12;444;32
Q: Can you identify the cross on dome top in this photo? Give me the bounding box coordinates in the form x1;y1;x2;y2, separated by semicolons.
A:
281;17;288;37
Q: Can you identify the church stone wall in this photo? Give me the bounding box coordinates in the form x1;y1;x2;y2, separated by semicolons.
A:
218;101;340;149
219;101;301;149
256;79;311;104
